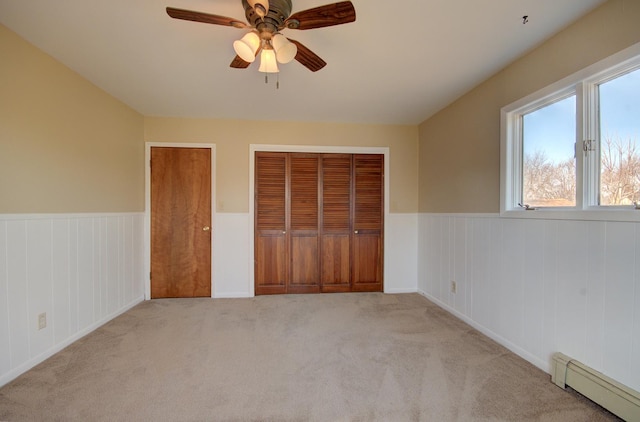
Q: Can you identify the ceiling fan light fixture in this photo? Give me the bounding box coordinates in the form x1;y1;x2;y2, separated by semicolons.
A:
272;34;297;64
258;48;279;73
166;1;357;74
247;0;269;18
233;32;260;62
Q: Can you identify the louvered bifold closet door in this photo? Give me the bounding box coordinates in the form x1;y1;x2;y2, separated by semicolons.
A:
255;152;384;295
289;154;321;293
352;154;384;292
320;154;353;292
255;152;288;295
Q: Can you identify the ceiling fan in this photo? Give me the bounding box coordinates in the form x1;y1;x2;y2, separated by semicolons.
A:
166;0;356;73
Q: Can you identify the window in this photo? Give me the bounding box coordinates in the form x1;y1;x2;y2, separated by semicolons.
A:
598;69;640;206
522;95;577;207
501;42;640;220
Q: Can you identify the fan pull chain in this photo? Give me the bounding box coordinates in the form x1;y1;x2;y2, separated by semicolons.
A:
262;73;279;89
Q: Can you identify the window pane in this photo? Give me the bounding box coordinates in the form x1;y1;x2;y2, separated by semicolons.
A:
599;68;640;206
522;96;576;207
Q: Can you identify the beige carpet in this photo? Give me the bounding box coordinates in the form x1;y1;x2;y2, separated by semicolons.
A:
0;293;620;421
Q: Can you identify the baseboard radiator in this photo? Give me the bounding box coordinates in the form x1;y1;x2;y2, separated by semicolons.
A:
552;353;640;421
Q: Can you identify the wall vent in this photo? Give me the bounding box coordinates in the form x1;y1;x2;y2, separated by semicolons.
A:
551;352;640;421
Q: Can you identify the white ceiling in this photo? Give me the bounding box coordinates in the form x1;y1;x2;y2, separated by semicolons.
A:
0;0;606;125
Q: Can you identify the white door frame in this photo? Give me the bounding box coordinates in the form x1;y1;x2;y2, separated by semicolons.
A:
248;144;390;296
144;142;217;300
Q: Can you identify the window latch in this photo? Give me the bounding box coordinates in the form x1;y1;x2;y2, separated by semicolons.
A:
518;202;536;211
583;139;596;153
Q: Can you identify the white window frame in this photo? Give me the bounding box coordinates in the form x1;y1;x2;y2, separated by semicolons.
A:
501;41;640;222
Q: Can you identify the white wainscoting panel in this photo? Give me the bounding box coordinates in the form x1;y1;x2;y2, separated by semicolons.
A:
214;213;252;298
418;214;640;392
215;212;419;297
384;213;418;294
0;213;145;387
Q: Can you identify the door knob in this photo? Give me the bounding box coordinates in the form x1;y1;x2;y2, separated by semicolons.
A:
354;230;359;234
203;226;211;231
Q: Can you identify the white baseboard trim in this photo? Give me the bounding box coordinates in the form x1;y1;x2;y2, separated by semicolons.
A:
214;292;254;299
417;289;550;374
0;296;144;388
385;288;419;294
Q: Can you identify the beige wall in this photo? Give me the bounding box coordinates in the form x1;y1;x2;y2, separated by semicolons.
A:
12;0;631;216
0;21;418;216
418;0;640;213
0;24;144;214
145;117;419;214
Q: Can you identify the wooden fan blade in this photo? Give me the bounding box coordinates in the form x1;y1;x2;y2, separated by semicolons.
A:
230;55;251;69
284;1;356;30
166;7;247;28
288;39;327;72
230;46;262;69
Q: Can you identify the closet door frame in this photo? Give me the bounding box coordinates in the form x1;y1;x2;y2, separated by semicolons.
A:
249;144;389;297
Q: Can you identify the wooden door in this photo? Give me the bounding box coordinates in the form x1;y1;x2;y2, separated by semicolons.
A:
320;154;352;293
288;154;320;293
255;152;287;295
352;154;384;292
150;147;212;298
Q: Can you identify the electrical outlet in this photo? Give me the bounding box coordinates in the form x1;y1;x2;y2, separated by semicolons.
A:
38;312;47;330
451;280;457;294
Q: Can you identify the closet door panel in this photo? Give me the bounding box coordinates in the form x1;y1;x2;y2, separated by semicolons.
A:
321;235;350;292
289;154;320;293
352;234;382;291
290;235;319;292
352;154;384;292
320;155;352;292
255;152;287;295
255;235;287;291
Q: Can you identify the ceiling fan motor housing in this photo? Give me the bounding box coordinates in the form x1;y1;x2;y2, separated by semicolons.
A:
242;0;292;36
